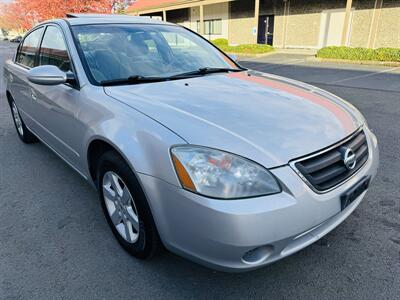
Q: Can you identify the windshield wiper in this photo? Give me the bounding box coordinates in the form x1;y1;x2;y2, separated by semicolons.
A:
100;75;167;86
100;67;246;86
169;67;246;79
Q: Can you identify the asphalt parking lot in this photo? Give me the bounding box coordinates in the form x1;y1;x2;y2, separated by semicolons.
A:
1;40;399;299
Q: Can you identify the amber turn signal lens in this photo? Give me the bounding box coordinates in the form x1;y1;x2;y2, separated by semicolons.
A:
172;154;196;191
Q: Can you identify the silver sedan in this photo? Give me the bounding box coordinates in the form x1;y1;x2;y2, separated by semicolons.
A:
3;14;379;272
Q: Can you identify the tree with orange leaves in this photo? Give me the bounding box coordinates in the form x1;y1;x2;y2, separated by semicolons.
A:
0;0;132;31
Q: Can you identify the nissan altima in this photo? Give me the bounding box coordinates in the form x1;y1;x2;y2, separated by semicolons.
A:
3;14;379;272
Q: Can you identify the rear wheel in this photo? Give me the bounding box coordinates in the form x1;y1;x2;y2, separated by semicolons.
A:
97;151;162;259
10;100;37;143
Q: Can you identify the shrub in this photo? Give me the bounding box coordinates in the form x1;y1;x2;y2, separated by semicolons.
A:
211;39;274;55
317;46;400;62
212;38;229;47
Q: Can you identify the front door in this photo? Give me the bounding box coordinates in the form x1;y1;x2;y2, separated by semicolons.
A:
30;25;85;172
257;15;274;45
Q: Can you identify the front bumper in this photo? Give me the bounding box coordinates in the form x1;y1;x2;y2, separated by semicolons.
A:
139;128;379;272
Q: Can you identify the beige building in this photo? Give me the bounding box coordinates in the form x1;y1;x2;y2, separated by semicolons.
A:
127;0;400;49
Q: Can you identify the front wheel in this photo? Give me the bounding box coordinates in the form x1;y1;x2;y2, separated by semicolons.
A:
97;151;162;259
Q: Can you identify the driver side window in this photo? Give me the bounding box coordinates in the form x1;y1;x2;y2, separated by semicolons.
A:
39;26;71;72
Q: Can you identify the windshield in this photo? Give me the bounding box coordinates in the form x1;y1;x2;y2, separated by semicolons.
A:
71;24;238;84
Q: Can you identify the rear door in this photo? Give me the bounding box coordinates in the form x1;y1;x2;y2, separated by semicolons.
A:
29;24;84;170
9;27;44;128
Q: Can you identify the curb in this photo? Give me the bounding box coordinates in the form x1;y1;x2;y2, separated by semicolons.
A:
226;51;275;59
308;56;400;67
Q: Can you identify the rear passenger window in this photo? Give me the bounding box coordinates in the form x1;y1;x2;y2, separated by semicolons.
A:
39;26;71;72
16;27;44;68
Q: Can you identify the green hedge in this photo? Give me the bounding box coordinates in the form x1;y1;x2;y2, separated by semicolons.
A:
212;38;229;47
211;38;274;55
317;46;400;62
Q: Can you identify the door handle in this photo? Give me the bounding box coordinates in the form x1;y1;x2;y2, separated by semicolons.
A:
31;89;37;101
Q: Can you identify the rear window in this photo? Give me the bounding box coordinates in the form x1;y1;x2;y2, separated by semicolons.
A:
16;27;44;68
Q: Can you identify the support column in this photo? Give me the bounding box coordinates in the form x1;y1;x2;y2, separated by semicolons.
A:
163;10;167;21
282;0;290;48
367;0;383;48
199;5;204;35
254;0;260;44
341;0;353;46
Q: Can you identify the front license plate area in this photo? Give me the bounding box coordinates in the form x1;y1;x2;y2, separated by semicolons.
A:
341;176;370;210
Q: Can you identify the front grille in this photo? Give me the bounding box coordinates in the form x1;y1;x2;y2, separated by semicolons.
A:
294;129;369;191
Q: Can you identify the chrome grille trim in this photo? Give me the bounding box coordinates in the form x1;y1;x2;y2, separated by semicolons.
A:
290;127;369;194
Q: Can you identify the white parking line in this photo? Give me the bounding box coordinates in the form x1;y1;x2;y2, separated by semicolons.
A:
329;66;400;84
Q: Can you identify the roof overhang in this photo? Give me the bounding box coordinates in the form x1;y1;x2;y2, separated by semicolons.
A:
127;0;234;14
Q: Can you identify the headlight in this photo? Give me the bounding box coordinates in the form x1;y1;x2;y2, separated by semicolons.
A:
171;146;281;199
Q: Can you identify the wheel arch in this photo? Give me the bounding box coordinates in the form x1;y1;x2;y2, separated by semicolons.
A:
86;137;136;185
86;137;166;242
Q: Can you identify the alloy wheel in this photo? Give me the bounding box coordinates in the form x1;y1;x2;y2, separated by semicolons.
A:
102;171;140;243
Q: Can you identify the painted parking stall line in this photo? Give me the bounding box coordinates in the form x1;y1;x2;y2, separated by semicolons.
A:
329;66;400;84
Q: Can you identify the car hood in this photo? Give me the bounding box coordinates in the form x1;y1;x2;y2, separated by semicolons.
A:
105;71;362;168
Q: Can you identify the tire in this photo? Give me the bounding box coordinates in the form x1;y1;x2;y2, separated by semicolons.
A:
97;150;162;259
9;99;38;144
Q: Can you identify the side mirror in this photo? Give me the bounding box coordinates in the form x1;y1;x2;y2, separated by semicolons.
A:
27;65;67;85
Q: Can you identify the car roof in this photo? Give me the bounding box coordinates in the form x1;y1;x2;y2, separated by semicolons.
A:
62;14;175;26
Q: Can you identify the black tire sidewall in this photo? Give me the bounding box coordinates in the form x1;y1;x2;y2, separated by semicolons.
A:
96;151;160;259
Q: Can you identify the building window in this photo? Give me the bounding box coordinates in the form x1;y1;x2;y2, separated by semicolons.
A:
197;19;222;35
